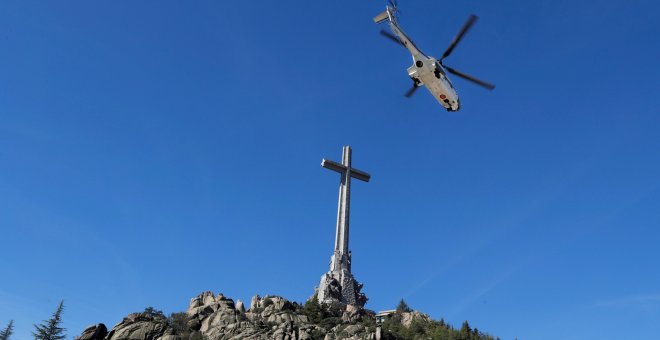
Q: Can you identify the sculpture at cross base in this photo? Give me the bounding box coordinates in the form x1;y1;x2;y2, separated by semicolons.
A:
315;146;370;306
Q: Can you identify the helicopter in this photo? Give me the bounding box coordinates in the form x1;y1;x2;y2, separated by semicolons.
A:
374;1;495;111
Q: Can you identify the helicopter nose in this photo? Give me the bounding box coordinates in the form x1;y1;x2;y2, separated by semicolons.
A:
444;98;460;112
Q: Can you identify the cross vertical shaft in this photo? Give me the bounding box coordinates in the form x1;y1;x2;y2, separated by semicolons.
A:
317;145;371;307
322;146;371;273
335;146;351;255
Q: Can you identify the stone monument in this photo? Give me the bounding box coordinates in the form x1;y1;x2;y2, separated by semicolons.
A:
316;145;370;306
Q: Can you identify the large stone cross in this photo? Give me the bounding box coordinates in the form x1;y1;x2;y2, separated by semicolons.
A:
322;145;371;273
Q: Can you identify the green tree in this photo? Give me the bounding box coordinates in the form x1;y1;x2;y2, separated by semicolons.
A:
168;312;188;333
0;320;14;340
143;306;165;319
458;320;472;340
301;296;343;332
32;300;66;340
302;296;324;324
396;299;412;313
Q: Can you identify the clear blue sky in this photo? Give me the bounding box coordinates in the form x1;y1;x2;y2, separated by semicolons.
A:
1;1;659;339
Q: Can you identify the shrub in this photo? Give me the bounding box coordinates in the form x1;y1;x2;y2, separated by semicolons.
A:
168;312;189;333
143;307;166;319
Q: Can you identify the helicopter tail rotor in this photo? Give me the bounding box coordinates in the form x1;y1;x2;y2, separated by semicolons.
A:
374;1;399;24
388;0;398;10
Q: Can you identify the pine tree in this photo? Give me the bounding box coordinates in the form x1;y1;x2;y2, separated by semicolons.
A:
32;300;66;340
396;299;412;313
301;296;324;324
0;320;14;340
460;320;471;333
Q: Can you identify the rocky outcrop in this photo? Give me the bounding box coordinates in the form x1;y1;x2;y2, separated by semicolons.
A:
73;291;498;340
185;291;375;340
236;299;245;313
105;312;179;340
342;305;367;324
400;311;431;328
74;323;107;340
75;291;379;340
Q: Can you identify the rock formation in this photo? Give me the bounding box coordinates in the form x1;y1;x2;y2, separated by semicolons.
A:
77;291;378;340
73;290;500;340
105;312;179;340
400;311;431;328
74;323;107;340
185;291;373;339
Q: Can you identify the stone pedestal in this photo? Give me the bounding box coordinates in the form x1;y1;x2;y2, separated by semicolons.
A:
317;254;367;306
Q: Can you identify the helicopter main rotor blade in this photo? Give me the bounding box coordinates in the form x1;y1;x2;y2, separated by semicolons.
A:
404;84;420;98
380;30;405;47
444;66;495;90
440;15;478;62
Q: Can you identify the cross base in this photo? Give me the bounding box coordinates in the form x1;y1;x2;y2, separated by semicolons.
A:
316;269;367;307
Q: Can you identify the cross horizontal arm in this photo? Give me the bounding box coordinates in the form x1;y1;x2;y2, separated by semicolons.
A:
321;159;346;173
321;159;371;182
349;168;371;182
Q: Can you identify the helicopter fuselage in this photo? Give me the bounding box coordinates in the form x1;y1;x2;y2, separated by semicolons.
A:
388;12;461;111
